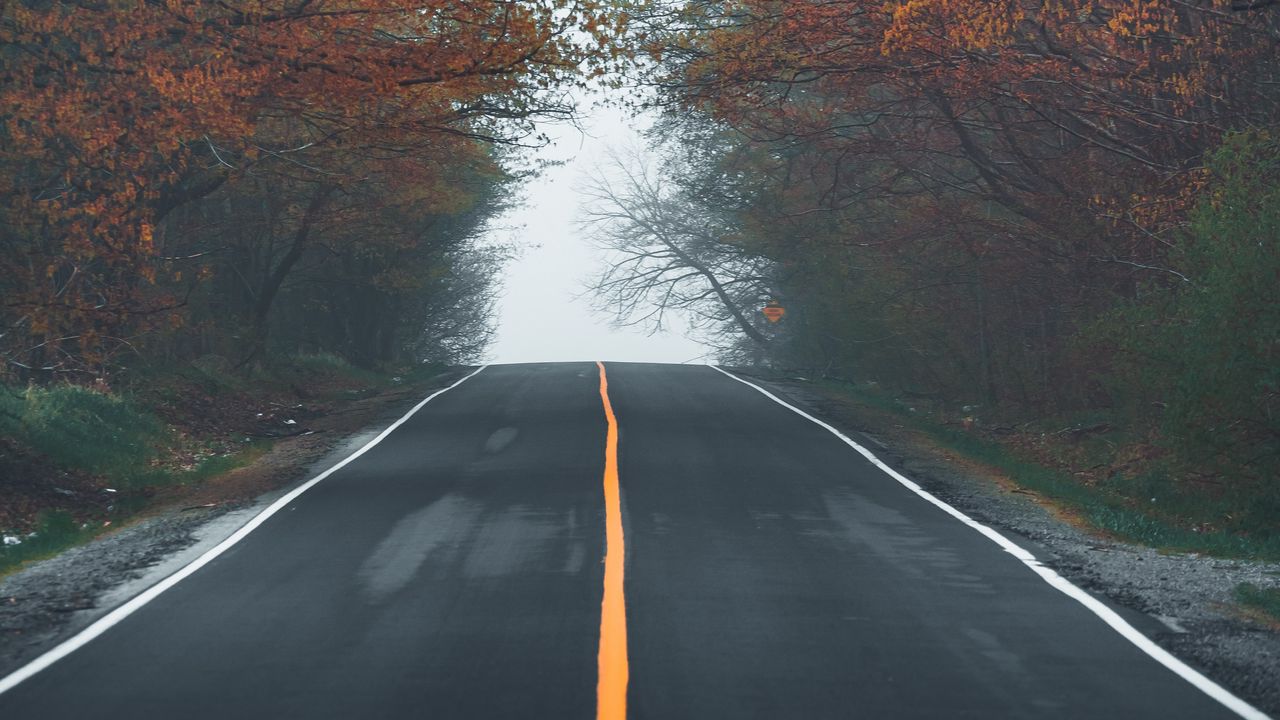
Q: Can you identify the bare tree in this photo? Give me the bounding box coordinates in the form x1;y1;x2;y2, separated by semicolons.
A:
582;147;777;351
407;242;510;366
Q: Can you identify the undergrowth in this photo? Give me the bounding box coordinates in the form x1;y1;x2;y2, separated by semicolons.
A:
1;357;445;575
819;379;1280;561
0;511;98;576
0;384;164;484
0;440;272;576
280;352;388;392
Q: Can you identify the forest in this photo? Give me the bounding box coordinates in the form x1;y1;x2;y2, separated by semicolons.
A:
0;1;622;557
1;2;1278;554
1;1;622;379
583;0;1279;546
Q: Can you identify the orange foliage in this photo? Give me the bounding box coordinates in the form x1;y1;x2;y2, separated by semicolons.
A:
658;0;1278;246
0;0;615;373
631;0;1279;410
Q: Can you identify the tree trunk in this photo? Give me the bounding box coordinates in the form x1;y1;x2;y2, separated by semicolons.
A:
238;184;336;369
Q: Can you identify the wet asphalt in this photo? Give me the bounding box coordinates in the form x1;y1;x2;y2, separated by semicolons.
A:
0;363;1249;719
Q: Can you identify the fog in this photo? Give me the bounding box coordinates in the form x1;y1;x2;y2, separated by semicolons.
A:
485;101;710;365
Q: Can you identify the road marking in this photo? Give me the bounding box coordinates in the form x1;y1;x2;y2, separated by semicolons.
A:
0;365;490;697
595;361;629;720
709;366;1271;720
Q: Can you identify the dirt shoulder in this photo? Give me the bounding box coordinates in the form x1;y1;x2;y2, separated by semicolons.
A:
741;372;1280;716
0;368;473;680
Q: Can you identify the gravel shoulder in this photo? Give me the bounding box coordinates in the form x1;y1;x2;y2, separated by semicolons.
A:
746;373;1280;717
0;368;473;681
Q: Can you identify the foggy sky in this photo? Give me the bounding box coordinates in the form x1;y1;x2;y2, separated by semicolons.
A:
485;102;710;365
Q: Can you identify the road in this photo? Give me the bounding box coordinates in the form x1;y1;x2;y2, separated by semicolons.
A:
0;362;1264;719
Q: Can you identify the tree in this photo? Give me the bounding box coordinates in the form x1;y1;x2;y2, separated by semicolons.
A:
583;145;777;350
1100;131;1280;486
1;0;622;377
146;126;515;369
613;0;1280;412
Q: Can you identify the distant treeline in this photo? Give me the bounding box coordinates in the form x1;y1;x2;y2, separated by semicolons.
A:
592;1;1278;487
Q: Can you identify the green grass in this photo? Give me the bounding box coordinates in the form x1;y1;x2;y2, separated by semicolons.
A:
0;358;446;574
272;354;451;400
396;360;451;384
0;384;165;484
818;379;1280;561
129;351;445;404
134;356;247;396
129;351;387;405
0;438;273;576
184;440;273;483
0;510;101;577
1235;583;1280;624
283;352;387;387
0;379;272;573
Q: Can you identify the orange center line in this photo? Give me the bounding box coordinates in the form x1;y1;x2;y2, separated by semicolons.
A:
595;361;628;720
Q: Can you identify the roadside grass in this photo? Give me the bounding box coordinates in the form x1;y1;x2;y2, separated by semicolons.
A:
275;354;449;400
128;351;404;406
1;357;447;576
130;352;448;404
0;372;273;575
0;437;273;577
0;511;99;578
0;381;264;491
0;383;164;483
281;352;389;394
181;439;274;484
1234;583;1280;625
816;379;1280;561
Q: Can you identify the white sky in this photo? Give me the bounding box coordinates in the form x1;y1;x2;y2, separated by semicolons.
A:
485;99;711;365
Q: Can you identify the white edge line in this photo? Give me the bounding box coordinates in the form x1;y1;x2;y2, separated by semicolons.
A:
709;365;1270;720
0;364;489;697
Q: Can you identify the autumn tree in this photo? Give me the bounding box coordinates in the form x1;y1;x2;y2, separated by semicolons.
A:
1;0;623;378
144;133;509;368
615;0;1280;412
1096;131;1280;488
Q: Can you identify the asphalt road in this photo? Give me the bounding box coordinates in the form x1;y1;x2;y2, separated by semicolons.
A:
0;362;1262;719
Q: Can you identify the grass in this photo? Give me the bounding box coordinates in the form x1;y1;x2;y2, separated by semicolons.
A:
0;383;165;483
129;351;395;405
283;352;388;389
0;374;273;575
818;379;1280;561
0;353;446;575
159;360;247;397
129;351;446;402
183;439;273;483
0;438;273;577
1235;583;1280;625
274;354;451;400
0;511;100;577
